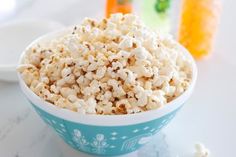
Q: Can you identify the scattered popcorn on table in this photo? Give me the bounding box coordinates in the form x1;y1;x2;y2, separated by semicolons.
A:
194;143;210;157
18;14;192;115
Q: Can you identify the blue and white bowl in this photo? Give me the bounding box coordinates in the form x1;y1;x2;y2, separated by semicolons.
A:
17;29;197;156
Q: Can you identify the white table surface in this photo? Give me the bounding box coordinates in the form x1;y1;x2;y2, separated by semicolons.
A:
0;0;236;157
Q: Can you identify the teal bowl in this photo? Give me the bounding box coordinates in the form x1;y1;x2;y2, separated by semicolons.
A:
17;30;197;156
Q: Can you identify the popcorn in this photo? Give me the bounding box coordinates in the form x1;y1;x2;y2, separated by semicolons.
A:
85;97;97;114
125;70;137;85
144;81;152;90
64;74;76;84
153;75;169;87
50;84;60;94
118;50;130;59
108;79;126;97
55;97;72;108
129;65;153;78
30;55;40;66
109;13;123;23
74;99;86;108
95;66;106;79
103;91;112;100
85;72;93;80
194;143;210;157
135;91;148;107
40;76;49;84
123;14;139;25
56;79;66;87
116;99;130;114
61;67;72;78
132;47;149;60
146;90;166;110
60;87;77;98
76;76;85;84
119;36;133;49
67;94;77;103
18;14;192;115
127;106;143;114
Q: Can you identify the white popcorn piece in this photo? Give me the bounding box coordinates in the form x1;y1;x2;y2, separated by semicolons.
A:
146;95;163;110
33;82;46;95
74;99;86;108
107;67;117;78
119;36;133;49
67;94;77;103
64;74;76;84
40;76;49;84
125;70;137;85
123;14;139;25
104;91;112;100
107;21;116;30
76;75;84;85
107;79;119;89
83;87;92;96
87;63;98;72
144;81;152;90
47;93;61;103
60;87;77;98
127;106;142;114
117;69;127;80
50;84;60;94
73;67;81;77
152;75;169;87
131;47;149;60
85;97;97;114
118;50;131;59
143;35;158;51
114;86;126;98
129;65;153;78
56;79;66;87
90;80;101;93
159;66;175;79
30;80;40;90
194;143;210;157
109;13;123;23
95;66;106;79
87;54;95;62
175;84;184;97
135;91;148;107
61;67;72;78
21;71;38;86
85;72;93;80
71;84;80;92
55;97;72;108
162;82;176;97
17;64;37;73
29;53;41;66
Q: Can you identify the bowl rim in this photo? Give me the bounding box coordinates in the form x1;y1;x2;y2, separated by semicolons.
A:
17;28;197;126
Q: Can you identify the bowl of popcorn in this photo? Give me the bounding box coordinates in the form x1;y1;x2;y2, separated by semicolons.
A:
17;14;197;156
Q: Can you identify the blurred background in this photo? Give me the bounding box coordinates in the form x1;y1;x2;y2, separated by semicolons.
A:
0;0;236;157
0;0;234;77
0;0;105;24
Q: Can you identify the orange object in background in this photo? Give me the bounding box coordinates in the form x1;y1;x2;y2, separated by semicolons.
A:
106;0;132;17
178;0;221;59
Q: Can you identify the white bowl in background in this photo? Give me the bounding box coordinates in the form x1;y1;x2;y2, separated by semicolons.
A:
0;19;65;82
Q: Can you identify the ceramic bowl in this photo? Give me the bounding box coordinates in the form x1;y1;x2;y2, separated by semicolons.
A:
18;29;197;156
